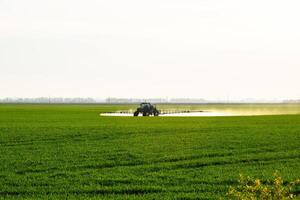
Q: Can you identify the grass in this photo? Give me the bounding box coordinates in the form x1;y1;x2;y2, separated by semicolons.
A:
0;104;299;199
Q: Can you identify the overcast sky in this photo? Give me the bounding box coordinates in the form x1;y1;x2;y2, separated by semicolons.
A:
1;0;300;100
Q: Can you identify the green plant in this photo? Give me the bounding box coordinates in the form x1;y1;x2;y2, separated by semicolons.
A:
227;172;300;199
1;104;300;199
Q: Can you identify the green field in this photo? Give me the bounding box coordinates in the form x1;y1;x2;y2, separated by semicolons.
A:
0;104;300;199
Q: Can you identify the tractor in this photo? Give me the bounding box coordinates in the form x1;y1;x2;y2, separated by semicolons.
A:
133;103;160;116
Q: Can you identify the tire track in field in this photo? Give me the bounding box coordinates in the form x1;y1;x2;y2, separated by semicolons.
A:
65;154;300;172
10;152;300;175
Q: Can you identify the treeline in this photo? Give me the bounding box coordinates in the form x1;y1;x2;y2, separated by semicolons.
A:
0;97;98;103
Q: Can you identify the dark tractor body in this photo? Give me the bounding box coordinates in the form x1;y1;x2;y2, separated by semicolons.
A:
133;103;160;116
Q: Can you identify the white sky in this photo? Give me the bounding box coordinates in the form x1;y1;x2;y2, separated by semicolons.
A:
1;0;300;100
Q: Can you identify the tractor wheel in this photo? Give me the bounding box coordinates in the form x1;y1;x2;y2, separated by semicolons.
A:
143;112;149;116
154;111;159;116
133;111;139;116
